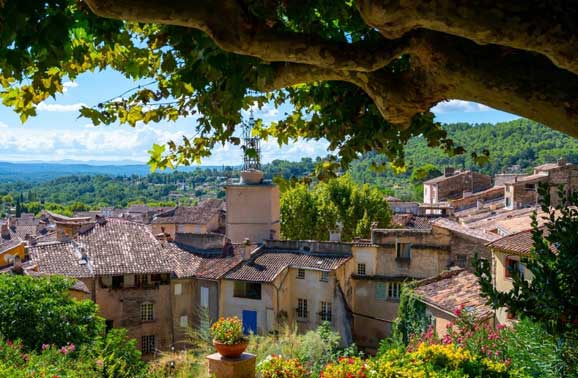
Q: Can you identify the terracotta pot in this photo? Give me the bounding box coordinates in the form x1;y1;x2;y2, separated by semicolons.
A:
213;339;248;358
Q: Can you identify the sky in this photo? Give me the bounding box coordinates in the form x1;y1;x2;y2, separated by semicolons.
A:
0;70;520;165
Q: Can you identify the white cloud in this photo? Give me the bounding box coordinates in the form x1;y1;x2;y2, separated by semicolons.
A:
37;102;86;112
0;121;8;129
0;123;328;164
62;81;78;93
431;100;492;113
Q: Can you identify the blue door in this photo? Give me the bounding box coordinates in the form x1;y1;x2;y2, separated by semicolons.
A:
242;310;257;335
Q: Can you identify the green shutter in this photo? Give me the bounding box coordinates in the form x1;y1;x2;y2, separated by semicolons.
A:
375;282;387;300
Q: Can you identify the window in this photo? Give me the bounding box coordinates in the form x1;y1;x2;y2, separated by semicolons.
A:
297;298;308;320
396;242;411;260
177;224;186;233
105;319;114;332
140;302;154;321
200;286;209;308
320;271;329;282
455;254;467;268
297;268;305;279
111;275;124;289
357;263;366;276
141;335;156;354
174;283;182;296
375;282;387;300
233;281;262;300
135;274;148;288
505;256;524;279
524;184;536;192
320;301;332;322
179;315;188;328
388;282;401;300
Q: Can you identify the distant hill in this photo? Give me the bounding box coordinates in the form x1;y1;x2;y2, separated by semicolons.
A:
0;161;227;183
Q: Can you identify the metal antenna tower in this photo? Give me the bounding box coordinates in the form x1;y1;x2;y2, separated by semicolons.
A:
242;111;261;171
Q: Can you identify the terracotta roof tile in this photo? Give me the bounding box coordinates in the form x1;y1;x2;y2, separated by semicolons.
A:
414;269;493;321
30;219;186;277
392;214;432;230
151;199;224;225
225;249;351;282
487;228;555;255
432;218;501;242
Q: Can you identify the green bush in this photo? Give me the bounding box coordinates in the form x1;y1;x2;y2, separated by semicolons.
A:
0;274;103;351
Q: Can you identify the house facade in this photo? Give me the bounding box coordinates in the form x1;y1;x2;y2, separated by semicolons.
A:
150;199;225;238
29;217;204;357
423;168;492;205
219;240;352;343
486;230;536;325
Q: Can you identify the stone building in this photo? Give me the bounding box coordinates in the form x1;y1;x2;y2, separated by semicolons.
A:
150;199;225;238
486;230;537;325
0;222;26;268
413;268;493;337
219;240;352;343
29;217;202;357
225;171;280;243
504;159;578;209
423;168;492;205
347;219;495;349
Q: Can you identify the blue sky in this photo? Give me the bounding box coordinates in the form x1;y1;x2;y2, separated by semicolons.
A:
0;70;519;165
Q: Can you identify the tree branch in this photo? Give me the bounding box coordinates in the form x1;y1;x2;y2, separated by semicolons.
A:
356;0;578;76
84;0;408;72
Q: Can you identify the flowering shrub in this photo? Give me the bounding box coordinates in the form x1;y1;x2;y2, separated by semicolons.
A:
408;305;510;366
320;357;367;378
257;355;308;378
370;343;514;377
210;316;244;344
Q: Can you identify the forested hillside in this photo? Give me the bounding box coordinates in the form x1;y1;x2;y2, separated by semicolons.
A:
0;159;317;213
350;119;578;199
2;119;577;210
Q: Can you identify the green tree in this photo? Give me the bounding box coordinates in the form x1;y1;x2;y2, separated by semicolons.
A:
281;175;390;241
2;1;578;172
280;184;320;240
0;275;104;351
409;164;442;184
475;184;578;374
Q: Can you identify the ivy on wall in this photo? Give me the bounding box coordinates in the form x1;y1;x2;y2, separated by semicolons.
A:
392;283;430;345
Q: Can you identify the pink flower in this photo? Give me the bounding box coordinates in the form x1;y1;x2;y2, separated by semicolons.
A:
496;324;507;330
41;344;50;351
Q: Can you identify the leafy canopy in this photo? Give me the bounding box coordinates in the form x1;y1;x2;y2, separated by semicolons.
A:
0;0;471;171
280;175;391;240
0;274;103;351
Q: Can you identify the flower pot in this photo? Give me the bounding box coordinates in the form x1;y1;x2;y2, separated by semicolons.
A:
213;339;248;358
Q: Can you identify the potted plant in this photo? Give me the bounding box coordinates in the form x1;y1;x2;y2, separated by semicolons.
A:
210;316;248;358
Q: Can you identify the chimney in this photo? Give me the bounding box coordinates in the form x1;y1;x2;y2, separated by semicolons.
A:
444;167;455;177
557;157;568;167
222;238;234;258
11;255;24;275
241;238;251;260
1;223;9;239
